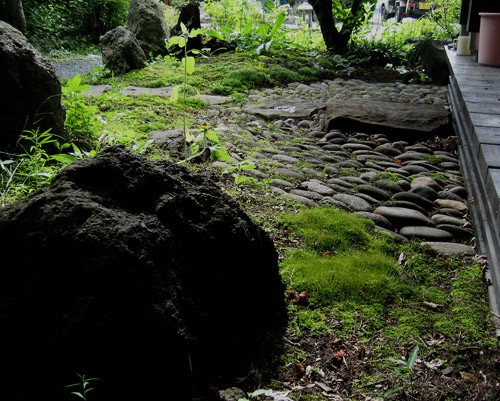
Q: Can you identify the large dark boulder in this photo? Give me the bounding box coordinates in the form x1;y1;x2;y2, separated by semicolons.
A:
418;39;450;85
0;146;286;401
100;26;147;75
0;21;65;151
128;0;169;57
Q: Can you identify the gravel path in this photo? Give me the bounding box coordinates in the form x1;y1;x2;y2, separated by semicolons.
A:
195;79;474;254
79;70;474;255
52;54;103;79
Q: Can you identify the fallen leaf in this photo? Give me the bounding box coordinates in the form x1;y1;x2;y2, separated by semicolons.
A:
294;361;305;376
315;381;334;392
357;345;366;360
293;291;311;306
422;301;444;310
460;371;479;383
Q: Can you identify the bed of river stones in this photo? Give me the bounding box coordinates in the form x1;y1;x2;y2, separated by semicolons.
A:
194;78;477;257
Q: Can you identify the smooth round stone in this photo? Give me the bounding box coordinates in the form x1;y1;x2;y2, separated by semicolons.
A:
300;180;335;196
272;168;306;180
386;167;410;177
375;226;409;243
333;194;372;212
411;176;443;191
437;154;458;163
324;131;348;141
356;211;393;229
409;186;438;201
371;160;404;169
448;186;467;199
290;189;324;201
399;226;453;241
359;171;379;182
337;160;364;169
405;144;433;153
301;167;324;178
321;144;343;151
400;165;429;174
248;169;269;179
405;161;442;171
423;242;476;256
355;192;382;205
392;192;435;211
438;207;465;217
437;191;464;202
327;178;355;189
319;154;344;163
374;144;402;157
327;138;348;145
342;143;373;152
437;224;473;240
272;154;299;164
396;180;411;191
324;165;340;175
374;179;404;194
285;193;318;207
319;197;350;210
271;178;295;188
396;152;427;162
392;141;407;152
440;162;460;170
342;176;367;185
364;161;385;171
435;199;468;213
374;206;436;227
431;214;466;226
388;200;428;215
357;184;392;201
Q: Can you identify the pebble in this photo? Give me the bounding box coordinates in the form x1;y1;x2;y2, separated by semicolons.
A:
154;77;474;248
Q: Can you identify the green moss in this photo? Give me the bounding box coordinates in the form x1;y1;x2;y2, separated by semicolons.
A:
269;65;301;84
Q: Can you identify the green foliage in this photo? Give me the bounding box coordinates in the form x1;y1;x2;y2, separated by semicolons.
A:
24;0;129;52
62;75;101;150
65;373;99;400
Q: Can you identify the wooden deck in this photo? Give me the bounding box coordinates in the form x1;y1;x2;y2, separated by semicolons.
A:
446;47;500;336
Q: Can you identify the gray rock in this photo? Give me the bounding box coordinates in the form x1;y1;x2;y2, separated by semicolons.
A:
409;186;438;201
431;214;466;226
272;154;299;164
388;200;428;215
399;226;453;241
374;144;403;157
333;194;372;212
448;185;468;199
326;178;355;189
375;226;409;243
411;176;443;191
100;26;147;75
301;180;335;196
355;211;393;229
374;179;404;194
437;191;464;202
374;206;436;227
392;192;435;211
435;199;468;213
286;192;318;207
0;146;286;401
400;165;430;174
272;168;306;180
290;189;324;200
319;197;350;209
357;184;392;201
423;242;476;256
128;0;169;57
0;21;65;150
437;224;473;240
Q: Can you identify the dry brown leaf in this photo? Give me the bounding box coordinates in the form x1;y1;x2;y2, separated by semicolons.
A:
460;371;479;383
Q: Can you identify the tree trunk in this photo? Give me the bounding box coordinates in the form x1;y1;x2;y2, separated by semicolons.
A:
171;2;202;49
0;0;27;33
308;0;365;53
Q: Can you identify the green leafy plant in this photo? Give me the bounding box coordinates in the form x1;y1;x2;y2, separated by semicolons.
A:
62;74;101;150
380;345;420;398
223;159;257;185
65;373;99;400
17;128;76;189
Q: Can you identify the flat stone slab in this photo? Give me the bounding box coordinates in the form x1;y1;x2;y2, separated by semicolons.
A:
423;242;476;256
244;100;325;120
323;99;452;141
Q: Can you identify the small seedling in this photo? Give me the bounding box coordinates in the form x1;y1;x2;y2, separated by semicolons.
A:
65;373;99;401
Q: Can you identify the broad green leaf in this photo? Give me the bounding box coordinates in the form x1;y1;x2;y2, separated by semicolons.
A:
190;144;200;154
167;36;181;48
249;389;268;397
214;147;232;162
180;22;188;35
270;12;286;38
189;28;205;38
240;162;256;171
51;154;76;164
171;86;180;102
183;56;196;75
205;130;219;143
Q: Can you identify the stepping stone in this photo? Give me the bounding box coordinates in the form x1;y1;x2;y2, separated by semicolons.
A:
399;226;453;241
